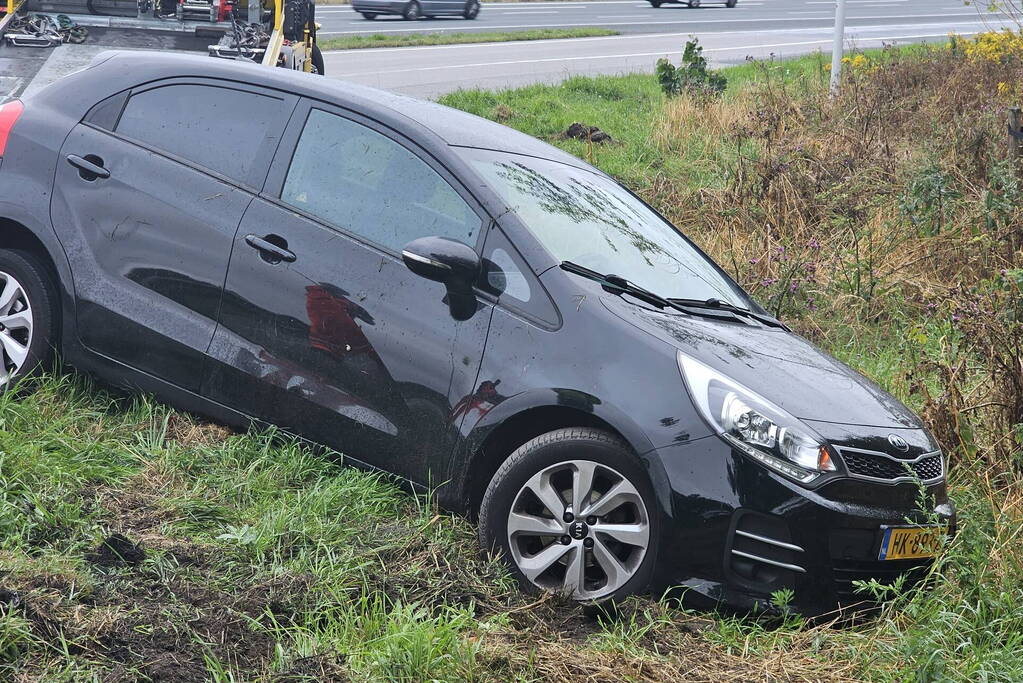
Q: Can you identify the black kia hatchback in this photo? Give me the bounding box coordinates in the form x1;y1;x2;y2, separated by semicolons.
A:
0;51;953;615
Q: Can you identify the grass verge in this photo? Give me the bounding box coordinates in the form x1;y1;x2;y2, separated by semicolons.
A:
318;27;618;51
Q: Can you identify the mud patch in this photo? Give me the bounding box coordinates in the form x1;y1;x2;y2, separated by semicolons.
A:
562;122;614;144
87;533;146;567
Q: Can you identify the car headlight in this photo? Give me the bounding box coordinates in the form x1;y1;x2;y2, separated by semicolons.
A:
677;350;836;484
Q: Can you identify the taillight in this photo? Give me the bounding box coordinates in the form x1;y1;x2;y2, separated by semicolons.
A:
0;100;24;157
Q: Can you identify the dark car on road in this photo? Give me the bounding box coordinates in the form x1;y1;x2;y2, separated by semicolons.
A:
0;51;953;615
649;0;736;7
352;0;479;21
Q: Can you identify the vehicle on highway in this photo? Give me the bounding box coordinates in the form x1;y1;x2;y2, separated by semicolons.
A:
352;0;479;21
0;51;953;615
650;0;736;7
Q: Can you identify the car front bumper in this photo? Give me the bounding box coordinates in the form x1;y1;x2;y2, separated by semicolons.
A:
649;435;956;616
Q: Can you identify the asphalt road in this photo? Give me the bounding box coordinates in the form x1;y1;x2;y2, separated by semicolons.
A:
317;0;1001;36
320;0;1011;96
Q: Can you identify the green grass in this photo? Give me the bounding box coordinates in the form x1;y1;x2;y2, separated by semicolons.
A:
0;373;822;680
318;27;618;51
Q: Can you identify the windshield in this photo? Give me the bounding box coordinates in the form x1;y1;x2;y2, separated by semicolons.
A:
463;149;751;307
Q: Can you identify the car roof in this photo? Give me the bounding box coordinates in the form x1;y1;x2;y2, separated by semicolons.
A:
79;50;593;170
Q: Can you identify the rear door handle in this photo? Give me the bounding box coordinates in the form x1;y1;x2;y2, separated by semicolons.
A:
66;154;110;180
245;234;296;264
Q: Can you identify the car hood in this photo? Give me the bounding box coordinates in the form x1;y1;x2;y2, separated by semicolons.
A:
602;296;923;429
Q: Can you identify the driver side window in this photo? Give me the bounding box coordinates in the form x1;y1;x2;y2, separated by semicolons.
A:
282;109;481;252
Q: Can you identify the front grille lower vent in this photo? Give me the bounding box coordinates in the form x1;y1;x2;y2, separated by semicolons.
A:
727;512;804;593
837;448;944;483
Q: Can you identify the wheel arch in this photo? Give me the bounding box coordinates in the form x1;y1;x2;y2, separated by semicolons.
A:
0;213;76;352
450;391;673;521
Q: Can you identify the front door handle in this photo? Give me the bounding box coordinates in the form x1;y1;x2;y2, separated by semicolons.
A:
245;234;296;264
66;154;110;180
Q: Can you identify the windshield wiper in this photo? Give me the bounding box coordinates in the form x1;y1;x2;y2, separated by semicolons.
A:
560;261;787;330
560;261;673;309
669;297;787;330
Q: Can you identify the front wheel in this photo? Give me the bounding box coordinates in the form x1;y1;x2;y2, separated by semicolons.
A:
0;250;58;389
725;0;736;6
479;428;658;603
310;43;325;75
463;0;480;19
688;0;700;6
402;0;421;20
360;11;377;19
649;0;662;6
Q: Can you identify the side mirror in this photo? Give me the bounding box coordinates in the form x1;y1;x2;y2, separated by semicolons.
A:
402;236;481;320
401;236;480;293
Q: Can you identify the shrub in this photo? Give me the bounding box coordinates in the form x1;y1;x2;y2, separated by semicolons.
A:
656;38;727;98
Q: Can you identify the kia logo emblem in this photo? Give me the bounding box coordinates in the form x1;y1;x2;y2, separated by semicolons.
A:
569;521;588;540
888;434;910;452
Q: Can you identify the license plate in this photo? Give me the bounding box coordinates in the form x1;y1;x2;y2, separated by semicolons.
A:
878;525;945;561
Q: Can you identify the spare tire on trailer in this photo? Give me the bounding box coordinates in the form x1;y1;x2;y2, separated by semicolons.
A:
283;0;311;41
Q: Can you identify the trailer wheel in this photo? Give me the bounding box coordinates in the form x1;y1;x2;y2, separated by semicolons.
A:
311;43;325;75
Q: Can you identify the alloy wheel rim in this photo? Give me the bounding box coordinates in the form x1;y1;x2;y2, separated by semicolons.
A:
408;2;419;18
507;459;649;601
0;271;32;385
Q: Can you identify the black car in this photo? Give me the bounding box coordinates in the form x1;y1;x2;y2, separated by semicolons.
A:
0;51;953;615
351;0;480;21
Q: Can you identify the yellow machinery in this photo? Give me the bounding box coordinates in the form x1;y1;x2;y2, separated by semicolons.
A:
209;0;323;75
262;0;323;73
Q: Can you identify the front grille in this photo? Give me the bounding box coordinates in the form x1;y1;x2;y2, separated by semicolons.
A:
832;558;933;604
837;448;944;483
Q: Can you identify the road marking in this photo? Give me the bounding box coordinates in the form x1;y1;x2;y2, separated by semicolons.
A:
329;31;975;75
319;10;1001;34
597;13;648;17
500;9;559;12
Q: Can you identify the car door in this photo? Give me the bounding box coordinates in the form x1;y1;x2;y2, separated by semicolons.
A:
203;101;494;485
49;79;296;391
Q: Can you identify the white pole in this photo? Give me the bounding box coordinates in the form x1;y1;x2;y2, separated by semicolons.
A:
829;0;847;95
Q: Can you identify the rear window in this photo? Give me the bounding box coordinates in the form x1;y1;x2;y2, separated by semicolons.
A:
115;83;285;186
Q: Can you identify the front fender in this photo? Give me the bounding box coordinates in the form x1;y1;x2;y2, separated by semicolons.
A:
449;386;676;524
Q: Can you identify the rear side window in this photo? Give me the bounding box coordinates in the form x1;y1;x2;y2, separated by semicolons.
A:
281;108;481;253
115;84;285;186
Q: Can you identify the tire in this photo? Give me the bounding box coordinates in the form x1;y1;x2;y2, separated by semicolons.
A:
463;0;479;19
725;0;736;6
311;43;325;75
402;0;421;19
283;0;310;41
360;11;377;19
0;249;58;389
689;0;700;6
649;0;662;6
479;428;659;604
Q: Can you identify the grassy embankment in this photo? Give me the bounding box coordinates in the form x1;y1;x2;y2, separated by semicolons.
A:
1;39;1021;681
318;27;618;51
